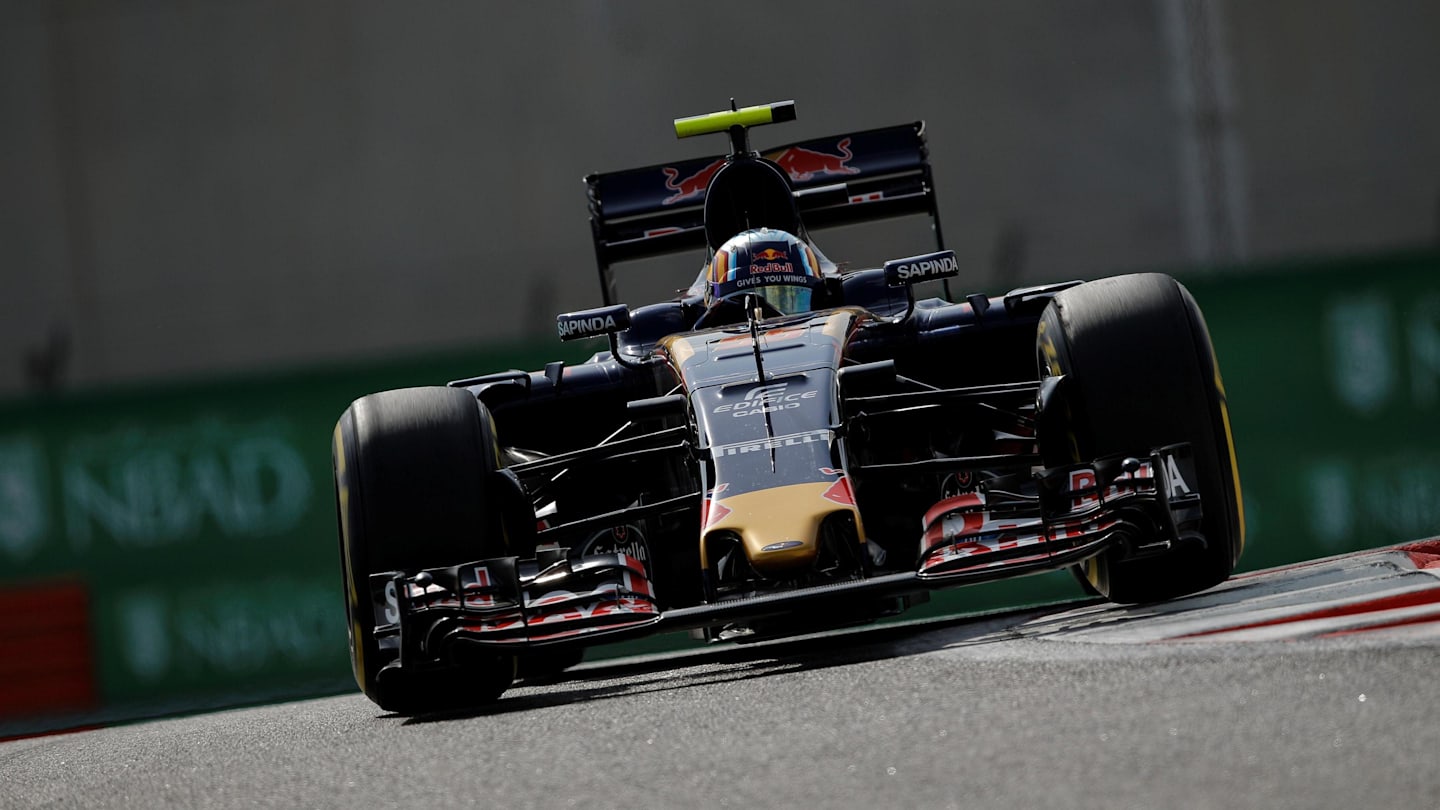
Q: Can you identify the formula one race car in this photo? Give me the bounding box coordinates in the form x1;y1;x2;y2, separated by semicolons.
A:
332;100;1244;713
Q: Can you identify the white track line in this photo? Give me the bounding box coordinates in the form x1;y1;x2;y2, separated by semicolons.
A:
1020;541;1440;644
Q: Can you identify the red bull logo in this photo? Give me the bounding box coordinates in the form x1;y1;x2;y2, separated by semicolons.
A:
661;158;725;205
766;137;859;183
753;248;788;261
748;261;794;275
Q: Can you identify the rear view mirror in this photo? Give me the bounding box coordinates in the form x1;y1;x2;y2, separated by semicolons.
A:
556;305;631;342
884;250;959;287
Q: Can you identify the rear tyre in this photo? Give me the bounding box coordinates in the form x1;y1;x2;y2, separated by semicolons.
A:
1037;273;1243;603
333;386;515;713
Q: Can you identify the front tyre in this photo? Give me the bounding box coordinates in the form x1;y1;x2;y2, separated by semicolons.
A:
333;386;515;713
1037;273;1244;603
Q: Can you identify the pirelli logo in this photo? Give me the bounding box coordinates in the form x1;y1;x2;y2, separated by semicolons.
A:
712;429;832;457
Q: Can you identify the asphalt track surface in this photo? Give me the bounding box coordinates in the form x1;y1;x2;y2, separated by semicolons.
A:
4;544;1439;809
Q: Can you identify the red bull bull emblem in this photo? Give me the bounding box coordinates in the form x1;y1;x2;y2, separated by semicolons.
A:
749;246;793;274
766;137;859;182
661;158;725;205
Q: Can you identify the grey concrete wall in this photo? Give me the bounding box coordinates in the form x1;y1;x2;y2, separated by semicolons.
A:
2;0;1437;397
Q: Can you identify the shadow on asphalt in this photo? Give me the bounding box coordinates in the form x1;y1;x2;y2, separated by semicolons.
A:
398;567;1344;726
397;601;1086;726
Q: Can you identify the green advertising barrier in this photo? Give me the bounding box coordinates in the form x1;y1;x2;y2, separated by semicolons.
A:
0;342;590;732
4;250;1437;732
1181;250;1440;568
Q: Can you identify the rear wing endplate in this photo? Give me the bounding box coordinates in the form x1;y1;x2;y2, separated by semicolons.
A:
585;122;945;305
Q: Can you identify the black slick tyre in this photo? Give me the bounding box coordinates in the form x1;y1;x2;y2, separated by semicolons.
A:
1037;273;1244;603
333;386;515;713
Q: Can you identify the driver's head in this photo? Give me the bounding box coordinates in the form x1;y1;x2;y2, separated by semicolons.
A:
705;228;825;315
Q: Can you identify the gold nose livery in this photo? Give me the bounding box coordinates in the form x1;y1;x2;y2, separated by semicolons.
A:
702;482;865;575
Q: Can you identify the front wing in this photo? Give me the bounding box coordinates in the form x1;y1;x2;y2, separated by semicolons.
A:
370;445;1201;669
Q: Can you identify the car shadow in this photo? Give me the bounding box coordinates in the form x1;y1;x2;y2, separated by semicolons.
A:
397;601;1081;725
398;549;1436;723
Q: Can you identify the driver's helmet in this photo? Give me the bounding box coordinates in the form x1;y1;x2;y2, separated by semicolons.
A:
705;228;826;316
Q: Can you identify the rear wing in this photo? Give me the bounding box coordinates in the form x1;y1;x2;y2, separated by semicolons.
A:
584;122;946;305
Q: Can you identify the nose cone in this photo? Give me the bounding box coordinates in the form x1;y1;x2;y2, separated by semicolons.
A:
703;482;861;575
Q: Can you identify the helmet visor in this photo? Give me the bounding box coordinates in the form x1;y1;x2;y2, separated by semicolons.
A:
756;284;813;315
